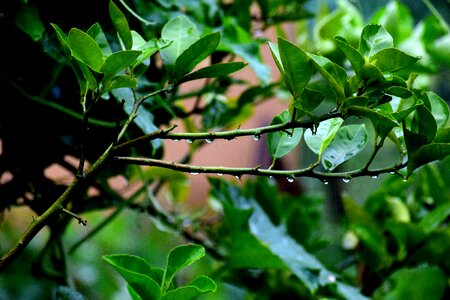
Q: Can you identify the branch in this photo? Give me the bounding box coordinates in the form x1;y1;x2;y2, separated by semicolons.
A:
61;207;87;226
114;156;407;182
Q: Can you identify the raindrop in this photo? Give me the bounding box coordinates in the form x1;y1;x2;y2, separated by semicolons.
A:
402;178;408;182
205;138;213;143
342;178;350;183
323;180;329;185
182;219;192;228
186;139;193;144
311;124;317;135
390;171;395;175
253;134;261;141
174;139;180;142
287;132;293;139
190;172;199;175
217;173;223;176
286;176;295;183
327;274;336;283
371;175;378;179
235;175;241;180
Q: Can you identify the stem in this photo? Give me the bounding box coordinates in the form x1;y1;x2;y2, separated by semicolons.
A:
114;156;407;181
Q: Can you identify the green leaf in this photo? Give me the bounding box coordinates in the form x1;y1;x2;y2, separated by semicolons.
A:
334;36;365;78
268;42;284;76
100;50;141;84
419;203;450;235
292;88;325;117
369;48;419;72
304;117;344;157
177;62;247;84
102;254;161;300
87;23;112;56
408;143;450;175
68;28;105;72
15;3;45;41
385;86;413;99
267;110;303;159
427;91;450;131
109;0;133;50
321;124;368;171
277;37;312;99
171;32;221;82
52;286;86;300
428;33;450;67
347;106;398;139
160;16;199;76
359;24;393;58
414;104;437;143
374;265;447;300
309;54;347;103
162;244;205;293
102;75;138;94
371;1;414;43
161;276;216;300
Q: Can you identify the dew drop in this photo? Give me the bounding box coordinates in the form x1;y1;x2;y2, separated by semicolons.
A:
205;138;213;143
235;175;241;180
190;172;199;175
342;178;350;183
327;274;336;283
186;139;193;144
174;139;180;142
217;173;223;176
253;134;261;141
287;133;293;139
371;175;378;179
311;124;317;135
323;180;329;185
390;171;395;175
402;178;407;182
286;176;295;183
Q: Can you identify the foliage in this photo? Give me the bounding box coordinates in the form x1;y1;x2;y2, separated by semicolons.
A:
1;0;449;299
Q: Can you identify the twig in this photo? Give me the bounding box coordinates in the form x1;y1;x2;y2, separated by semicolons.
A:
60;207;88;226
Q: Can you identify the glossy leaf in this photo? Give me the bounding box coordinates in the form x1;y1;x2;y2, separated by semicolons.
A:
419;203;450;235
172;32;221;82
15;3;45;41
414;105;437;143
277;37;312;99
102;75;138;94
427;91;450;131
347;106;398;139
292;88;325;118
407;143;450;175
369;48;419;72
321;124;368;171
162;244;205;292
109;0;132;49
87;23;112;56
100;50;141;83
161;276;217;300
385;86;413;98
177;62;247;84
268;42;284;75
309;54;347;102
304;117;344;157
428;33;450;67
68;28;105;72
334;36;365;78
160;16;199;76
267;110;303;159
371;1;414;43
102;254;161;299
374;265;447;300
359;24;393;58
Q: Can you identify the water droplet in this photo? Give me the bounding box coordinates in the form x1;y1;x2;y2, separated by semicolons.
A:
186;139;193;144
217;173;223;176
323;180;329;185
235;175;241;180
190;172;199;175
371;175;378;179
286;176;295;183
311;124;317;135
390;171;395;175
205;139;213;143
174;139;180;142
253;134;261;141
182;219;192;228
327;274;336;283
402;178;407;182
342;178;350;183
287;133;293;139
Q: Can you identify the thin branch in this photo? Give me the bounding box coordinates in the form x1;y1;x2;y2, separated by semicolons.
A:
114;156;407;181
60;207;87;226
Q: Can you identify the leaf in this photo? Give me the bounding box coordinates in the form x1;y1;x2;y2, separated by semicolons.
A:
309;54;347;102
161;276;216;300
268;42;284;75
359;24;393;58
371;1;414;44
292;88;325;117
87;23;112;56
419;203;450;235
347;106;398;139
172;31;221;82
334;36;365;78
231;43;271;85
52;286;86;300
321;124;369;171
267;110;303;159
100;50;141;83
177;62;247;84
427;91;450;131
109;0;133;50
428;33;450;67
369;48;419;72
304;117;344;157
407;143;450;175
15;3;45;42
102;254;161;300
414;104;437;143
373;265;447;300
68;28;105;72
277;37;312;99
162;244;205;293
102;75;138;93
160;16;199;76
385;86;413;99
